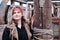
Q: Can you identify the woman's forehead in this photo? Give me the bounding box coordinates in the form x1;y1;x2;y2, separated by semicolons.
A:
14;7;21;11
13;7;23;14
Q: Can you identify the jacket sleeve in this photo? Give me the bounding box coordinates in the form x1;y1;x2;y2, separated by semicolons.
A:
2;27;10;40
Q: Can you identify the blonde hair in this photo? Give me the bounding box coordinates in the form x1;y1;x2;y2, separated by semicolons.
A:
7;6;32;40
7;6;24;40
8;6;23;26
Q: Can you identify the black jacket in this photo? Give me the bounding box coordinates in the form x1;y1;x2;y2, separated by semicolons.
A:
2;26;33;40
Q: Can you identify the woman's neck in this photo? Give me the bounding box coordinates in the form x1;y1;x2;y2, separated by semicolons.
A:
16;20;22;29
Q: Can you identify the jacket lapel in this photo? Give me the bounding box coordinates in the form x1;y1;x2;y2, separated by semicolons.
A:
24;23;32;40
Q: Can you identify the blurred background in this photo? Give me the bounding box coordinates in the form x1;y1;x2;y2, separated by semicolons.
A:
0;0;60;40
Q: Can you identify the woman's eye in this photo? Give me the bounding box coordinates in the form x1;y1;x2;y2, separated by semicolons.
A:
13;11;21;14
14;12;16;14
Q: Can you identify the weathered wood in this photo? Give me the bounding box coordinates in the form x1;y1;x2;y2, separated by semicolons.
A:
43;0;52;29
33;0;53;40
33;0;42;28
0;1;7;24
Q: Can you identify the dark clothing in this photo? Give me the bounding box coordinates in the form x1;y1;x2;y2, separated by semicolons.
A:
16;26;28;40
2;26;28;40
2;27;11;40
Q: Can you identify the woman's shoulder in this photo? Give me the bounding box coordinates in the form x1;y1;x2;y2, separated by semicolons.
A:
3;27;10;32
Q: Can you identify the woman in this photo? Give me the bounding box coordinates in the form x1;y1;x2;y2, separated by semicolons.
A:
2;6;32;40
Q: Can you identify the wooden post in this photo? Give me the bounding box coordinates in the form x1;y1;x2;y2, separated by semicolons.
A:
33;0;42;28
33;0;53;40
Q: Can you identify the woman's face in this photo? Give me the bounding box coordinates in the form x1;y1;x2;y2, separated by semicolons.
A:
12;7;23;21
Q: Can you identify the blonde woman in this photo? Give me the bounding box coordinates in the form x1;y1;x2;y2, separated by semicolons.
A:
2;6;32;40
